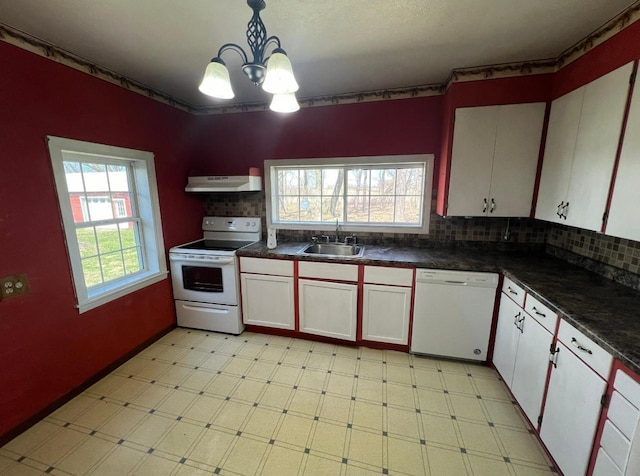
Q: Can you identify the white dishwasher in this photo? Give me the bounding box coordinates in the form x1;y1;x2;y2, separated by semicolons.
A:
411;269;499;361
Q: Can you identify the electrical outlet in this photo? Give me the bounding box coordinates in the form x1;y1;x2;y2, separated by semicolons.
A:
0;273;30;301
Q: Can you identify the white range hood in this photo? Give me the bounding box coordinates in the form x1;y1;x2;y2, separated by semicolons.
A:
185;170;262;193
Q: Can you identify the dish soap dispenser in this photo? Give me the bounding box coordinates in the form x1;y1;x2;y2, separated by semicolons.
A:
267;228;277;249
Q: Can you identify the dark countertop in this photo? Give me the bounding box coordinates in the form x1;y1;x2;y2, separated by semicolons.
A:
238;242;640;375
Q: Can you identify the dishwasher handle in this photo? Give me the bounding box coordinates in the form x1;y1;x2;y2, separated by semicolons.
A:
444;280;468;285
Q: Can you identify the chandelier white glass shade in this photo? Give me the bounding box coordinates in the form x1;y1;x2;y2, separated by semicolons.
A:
199;0;300;113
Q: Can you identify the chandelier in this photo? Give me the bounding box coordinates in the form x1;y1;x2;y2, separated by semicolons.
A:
199;0;300;113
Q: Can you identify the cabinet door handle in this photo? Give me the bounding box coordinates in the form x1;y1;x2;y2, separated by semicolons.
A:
513;311;521;328
507;286;518;296
556;201;565;218
490;198;495;213
532;306;546;318
561;202;569;220
517;316;525;333
549;346;560;368
570;337;592;355
483;198;488;213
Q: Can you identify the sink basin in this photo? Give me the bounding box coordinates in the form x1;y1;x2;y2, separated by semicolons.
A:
299;242;365;257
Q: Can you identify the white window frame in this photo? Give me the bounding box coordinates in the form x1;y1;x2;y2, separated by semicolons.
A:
265;154;433;234
48;136;167;313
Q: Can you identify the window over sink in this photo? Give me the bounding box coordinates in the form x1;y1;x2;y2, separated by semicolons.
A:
264;154;433;234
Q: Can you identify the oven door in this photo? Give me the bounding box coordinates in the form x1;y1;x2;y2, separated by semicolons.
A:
169;253;238;305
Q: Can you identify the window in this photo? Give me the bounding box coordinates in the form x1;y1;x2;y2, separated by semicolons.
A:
265;155;433;233
48;136;167;313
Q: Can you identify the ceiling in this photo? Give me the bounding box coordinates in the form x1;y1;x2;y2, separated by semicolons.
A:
0;0;637;109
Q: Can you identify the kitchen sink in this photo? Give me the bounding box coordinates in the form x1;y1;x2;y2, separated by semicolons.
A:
298;242;365;257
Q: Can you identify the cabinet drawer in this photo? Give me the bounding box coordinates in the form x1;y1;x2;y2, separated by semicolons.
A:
558;319;613;380
614;369;640;409
298;261;358;282
601;420;631;471
593;447;623;476
502;277;525;306
240;257;293;277
364;266;413;286
524;294;558;334
609;390;640;440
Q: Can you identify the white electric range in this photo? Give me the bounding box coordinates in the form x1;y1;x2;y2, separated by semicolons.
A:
169;216;261;334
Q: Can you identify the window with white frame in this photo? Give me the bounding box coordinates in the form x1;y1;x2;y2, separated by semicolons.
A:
265;155;433;234
48;136;167;313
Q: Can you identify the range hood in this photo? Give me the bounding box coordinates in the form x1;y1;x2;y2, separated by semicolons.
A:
185;168;262;193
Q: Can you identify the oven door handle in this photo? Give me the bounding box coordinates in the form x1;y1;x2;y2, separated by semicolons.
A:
169;255;234;265
182;304;230;314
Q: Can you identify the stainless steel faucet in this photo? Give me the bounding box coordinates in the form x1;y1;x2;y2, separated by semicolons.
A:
335;219;340;243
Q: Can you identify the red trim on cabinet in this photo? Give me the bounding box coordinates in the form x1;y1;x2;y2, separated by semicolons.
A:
530;101;552;218
356;265;365;342
485;274;504;364
601;60;639;233
407;268;417;351
293;261;300;332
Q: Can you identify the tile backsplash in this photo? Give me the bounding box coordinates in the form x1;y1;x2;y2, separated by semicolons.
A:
203;192;640;283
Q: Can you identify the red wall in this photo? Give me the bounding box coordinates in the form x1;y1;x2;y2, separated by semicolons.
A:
0;42;205;438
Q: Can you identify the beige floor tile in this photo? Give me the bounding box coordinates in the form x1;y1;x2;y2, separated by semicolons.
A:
387;407;420;438
335;345;359;358
187;428;235;467
326;373;355;396
155;420;203;456
183;394;224;423
73;400;122;431
136;361;173;381
387;436;427;474
267;335;293;347
199;352;231;371
352;400;383;431
319;395;352;424
180;369;216;391
483;400;528;429
449;394;487;422
3;421;61;456
156;365;193;386
216;339;244;355
307;352;333;369
310;421;347;458
421;413;460;447
91;444;146;475
418;387;454;416
385;364;413;385
290;339;314;351
205;374;240;397
132;454;179;475
332;356;357;375
271;365;302;385
411;355;439;369
360;347;384;362
282;349;310;366
275;414;314;447
259;346;288;362
156;388;198;416
86;374;128;397
466;364;499;378
236;342;265;358
108;378;150;403
1;461;53;475
141;343;187;362
56;435;115;474
496;427;550;465
130;383;173;409
49;395;97;423
222;356;254;376
197;335;226;350
259;383;294;410
354;378;383;404
357;361;383;380
299;369;329;391
442;372;476;395
288;388;322;416
414;368;443;389
176;349;210;367
99;406;148;438
222;436;268;474
426;445;468;475
345;464;383;475
467;454;511;476
457;420;501;456
115;356;152;375
512;462;557;475
0;455;15;472
347;429;383;467
385;350;411;365
473;377;512;401
211;401;252;431
229;379;266;403
302;454;343;475
245;361;277;381
385;382;416;408
261;445;304;475
243;407;282;439
126;414;175;448
312;342;338;354
438;360;468;374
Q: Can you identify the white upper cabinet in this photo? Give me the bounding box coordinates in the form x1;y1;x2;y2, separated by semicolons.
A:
606;71;640;241
447;102;545;217
536;62;634;231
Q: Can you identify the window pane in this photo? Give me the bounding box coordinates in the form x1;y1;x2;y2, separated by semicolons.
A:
278;196;300;222
118;222;137;248
82;163;109;193
347;169;369;195
83;195;114;221
321;196;343;222
300;169;322;196
76;227;98;258
322;169;343;196
370;169;396;195
101;251;125;281
300;196;321;222
123;247;142;274
396;167;424;195
107;165;129;192
346;195;370;222
369;196;394;222
394;196;422;224
278;169;299;195
82;256;103;287
95;224;122;254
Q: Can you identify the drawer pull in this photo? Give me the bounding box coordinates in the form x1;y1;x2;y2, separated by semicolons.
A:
571;337;593;355
507;286;518;295
532;306;546;317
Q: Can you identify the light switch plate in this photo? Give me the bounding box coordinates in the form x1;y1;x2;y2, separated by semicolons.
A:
0;273;30;300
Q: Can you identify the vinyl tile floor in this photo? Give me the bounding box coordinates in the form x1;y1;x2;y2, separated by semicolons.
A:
1;328;557;475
